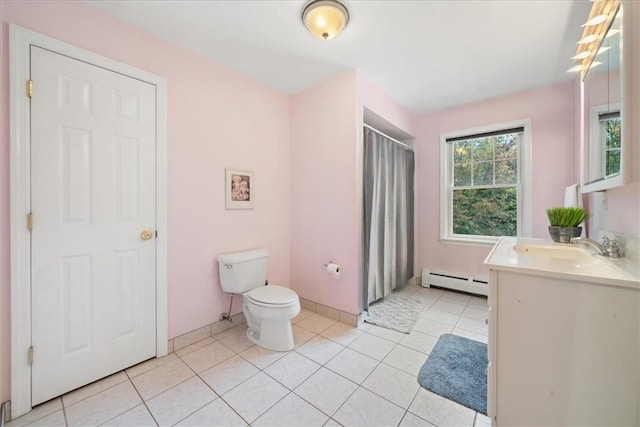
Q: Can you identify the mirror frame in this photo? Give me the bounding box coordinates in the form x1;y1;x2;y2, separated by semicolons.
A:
581;3;628;193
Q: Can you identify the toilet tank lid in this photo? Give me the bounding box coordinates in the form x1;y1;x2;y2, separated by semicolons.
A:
217;248;269;264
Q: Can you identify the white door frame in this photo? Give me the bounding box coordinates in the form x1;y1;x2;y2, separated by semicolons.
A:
9;24;168;418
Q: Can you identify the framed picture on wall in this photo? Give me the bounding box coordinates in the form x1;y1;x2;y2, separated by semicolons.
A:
226;168;254;209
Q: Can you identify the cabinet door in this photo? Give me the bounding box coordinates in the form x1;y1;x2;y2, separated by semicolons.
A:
494;271;639;426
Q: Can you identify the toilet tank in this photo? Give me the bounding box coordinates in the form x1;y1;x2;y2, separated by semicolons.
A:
217;249;269;294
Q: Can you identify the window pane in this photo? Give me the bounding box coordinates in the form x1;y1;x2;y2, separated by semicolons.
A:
495;159;517;184
454;164;471;186
495;134;518;160
606;149;620;176
605;119;621;149
474;161;493;185
603;118;621;176
453;188;517;236
453;141;472;163
472;139;493;162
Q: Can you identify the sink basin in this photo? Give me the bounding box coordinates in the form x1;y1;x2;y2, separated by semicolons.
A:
486;237;640;288
513;243;597;263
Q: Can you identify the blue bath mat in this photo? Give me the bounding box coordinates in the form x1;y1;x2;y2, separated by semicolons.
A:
417;334;488;414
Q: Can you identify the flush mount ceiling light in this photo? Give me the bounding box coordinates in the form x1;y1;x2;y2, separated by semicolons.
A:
302;0;349;41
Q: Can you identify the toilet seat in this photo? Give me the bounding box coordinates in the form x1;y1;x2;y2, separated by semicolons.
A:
246;285;298;307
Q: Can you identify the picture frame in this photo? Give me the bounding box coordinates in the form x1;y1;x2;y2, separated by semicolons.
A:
225;168;254;209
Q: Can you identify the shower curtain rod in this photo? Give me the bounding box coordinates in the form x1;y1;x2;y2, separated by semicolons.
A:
363;124;414;151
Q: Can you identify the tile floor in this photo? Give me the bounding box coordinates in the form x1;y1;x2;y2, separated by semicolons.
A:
7;284;492;427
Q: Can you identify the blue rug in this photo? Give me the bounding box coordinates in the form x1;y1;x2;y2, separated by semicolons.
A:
417;334;487;414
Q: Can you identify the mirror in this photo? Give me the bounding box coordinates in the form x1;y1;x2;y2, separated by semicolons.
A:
582;4;625;192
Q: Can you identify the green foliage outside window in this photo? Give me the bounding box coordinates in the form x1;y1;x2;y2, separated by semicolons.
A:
452;133;519;237
453;188;517;236
605;118;621;177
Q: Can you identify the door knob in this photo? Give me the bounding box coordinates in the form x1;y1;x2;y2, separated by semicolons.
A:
140;230;154;240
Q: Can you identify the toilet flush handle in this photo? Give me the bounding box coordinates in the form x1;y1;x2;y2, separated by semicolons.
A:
224;264;233;269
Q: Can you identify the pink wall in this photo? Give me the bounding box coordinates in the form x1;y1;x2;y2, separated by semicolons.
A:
289;71;415;316
415;81;576;278
587;183;640;238
289;72;360;314
1;0;291;403
585;68;620;106
357;73;415;136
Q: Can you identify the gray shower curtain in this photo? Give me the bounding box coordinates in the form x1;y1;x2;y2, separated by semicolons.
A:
363;127;415;309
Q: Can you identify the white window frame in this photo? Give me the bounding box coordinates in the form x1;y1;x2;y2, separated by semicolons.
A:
440;119;532;246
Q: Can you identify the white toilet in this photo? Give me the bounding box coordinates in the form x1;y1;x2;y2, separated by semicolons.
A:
217;249;300;351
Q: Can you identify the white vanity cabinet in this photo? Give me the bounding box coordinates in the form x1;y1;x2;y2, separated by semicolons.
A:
485;237;640;426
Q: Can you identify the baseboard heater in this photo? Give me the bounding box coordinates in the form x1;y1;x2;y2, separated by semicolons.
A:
421;269;488;296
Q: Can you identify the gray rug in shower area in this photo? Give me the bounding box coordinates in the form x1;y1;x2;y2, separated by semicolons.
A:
364;294;424;333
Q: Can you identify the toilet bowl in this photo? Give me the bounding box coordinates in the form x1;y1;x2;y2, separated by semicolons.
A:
243;285;300;351
217;249;300;352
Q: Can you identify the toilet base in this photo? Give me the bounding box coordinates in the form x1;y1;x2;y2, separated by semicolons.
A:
246;320;295;352
243;295;300;352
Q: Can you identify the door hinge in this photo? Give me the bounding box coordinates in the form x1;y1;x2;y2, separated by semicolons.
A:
27;213;33;231
28;346;33;365
27;79;33;98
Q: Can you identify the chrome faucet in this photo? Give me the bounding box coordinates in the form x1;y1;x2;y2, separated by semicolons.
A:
570;235;621;258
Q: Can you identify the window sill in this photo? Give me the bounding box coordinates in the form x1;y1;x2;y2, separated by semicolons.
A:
439;236;500;248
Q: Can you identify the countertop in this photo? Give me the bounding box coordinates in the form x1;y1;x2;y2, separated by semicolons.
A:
484;237;640;290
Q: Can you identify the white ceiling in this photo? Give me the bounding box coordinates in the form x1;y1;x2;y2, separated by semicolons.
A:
88;0;592;115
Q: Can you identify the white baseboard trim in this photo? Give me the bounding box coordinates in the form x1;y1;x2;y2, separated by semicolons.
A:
299;298;363;327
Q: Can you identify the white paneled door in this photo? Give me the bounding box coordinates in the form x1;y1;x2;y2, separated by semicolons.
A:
30;46;157;405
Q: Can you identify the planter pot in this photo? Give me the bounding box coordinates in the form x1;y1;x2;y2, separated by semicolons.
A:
548;226;582;243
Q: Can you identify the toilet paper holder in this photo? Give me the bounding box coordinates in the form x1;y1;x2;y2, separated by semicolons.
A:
323;261;341;268
323;261;342;278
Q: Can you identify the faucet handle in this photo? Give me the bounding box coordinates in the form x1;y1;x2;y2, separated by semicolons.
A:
601;235;611;246
605;240;621;258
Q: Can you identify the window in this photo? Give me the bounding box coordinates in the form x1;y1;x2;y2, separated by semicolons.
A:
587;104;621;183
440;120;532;245
600;111;621;177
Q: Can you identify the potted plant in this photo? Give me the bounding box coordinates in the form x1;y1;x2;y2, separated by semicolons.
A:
546;207;590;243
